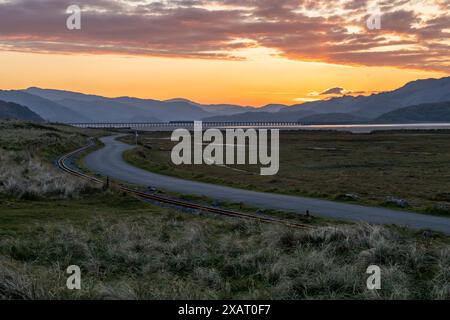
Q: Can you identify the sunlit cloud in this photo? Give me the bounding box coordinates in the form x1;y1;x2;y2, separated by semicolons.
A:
293;97;321;102
0;0;448;72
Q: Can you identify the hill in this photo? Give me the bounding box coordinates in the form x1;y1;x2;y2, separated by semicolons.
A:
53;98;161;123
1;76;448;123
376;101;450;123
283;76;450;119
25;87;213;122
0;100;44;122
0;90;89;123
203;110;316;122
24;88;297;121
298;113;367;124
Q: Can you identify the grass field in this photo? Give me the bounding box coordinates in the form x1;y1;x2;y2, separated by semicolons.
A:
1;193;449;299
123;130;450;215
0;121;104;160
0;121;105;200
1;121;449;300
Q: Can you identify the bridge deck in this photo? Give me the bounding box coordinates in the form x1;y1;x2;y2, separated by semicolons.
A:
68;122;304;129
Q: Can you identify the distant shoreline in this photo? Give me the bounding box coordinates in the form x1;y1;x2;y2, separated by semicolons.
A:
66;122;450;133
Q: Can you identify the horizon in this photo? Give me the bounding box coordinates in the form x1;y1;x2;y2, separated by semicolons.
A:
4;74;449;109
0;0;448;106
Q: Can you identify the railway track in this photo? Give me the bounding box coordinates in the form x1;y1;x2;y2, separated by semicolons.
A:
57;140;313;230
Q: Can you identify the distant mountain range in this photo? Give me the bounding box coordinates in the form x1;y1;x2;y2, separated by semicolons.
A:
204;109;316;122
0;100;44;122
298;113;368;125
281;76;450;119
0;90;89;122
0;76;449;124
376;101;450;123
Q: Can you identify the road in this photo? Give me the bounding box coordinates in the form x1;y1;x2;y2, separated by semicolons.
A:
84;135;450;234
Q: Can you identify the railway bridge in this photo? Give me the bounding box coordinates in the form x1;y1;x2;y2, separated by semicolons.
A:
68;121;304;129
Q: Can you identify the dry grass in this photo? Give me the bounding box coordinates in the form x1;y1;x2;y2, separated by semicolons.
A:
0;202;448;300
1;122;448;300
0;121;103;199
0;150;95;199
431;248;450;299
123;130;450;214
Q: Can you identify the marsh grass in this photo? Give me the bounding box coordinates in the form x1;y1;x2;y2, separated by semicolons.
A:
0;196;448;300
123;131;450;215
1;122;448;300
0;121;103;199
0;150;97;199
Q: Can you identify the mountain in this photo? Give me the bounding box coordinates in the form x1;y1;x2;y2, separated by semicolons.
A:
259;104;287;113
204;110;316;122
282;96;364;114
283;76;450;119
204;77;450;122
51;99;161;123
25;88;212;122
0;100;44;122
2;76;449;123
199;103;285;115
0;90;89;122
165;98;256;115
26;87;104;103
376;101;450;123
298;113;367;124
199;104;255;115
115;97;212;121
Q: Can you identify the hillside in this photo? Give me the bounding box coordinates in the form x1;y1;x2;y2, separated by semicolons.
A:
0;90;89;123
165;98;256;115
204;110;316;122
1;76;449;123
376;101;450;123
298;113;367;124
25;87;212;122
54;99;161;123
0;100;44;122
283;76;450;119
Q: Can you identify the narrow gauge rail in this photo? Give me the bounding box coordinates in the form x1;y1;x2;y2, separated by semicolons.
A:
57;140;313;230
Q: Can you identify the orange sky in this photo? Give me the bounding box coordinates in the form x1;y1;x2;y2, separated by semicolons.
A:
0;50;446;106
0;0;448;106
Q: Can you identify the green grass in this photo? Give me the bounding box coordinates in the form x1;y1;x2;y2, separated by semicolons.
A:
0;121;106;160
135;187;335;227
1;122;449;300
122;130;450;215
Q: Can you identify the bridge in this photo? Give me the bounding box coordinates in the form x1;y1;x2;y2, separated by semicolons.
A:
68;121;304;129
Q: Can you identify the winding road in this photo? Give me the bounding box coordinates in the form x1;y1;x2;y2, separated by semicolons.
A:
84;135;450;234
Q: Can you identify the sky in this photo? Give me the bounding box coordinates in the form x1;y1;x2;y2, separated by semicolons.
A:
0;0;449;106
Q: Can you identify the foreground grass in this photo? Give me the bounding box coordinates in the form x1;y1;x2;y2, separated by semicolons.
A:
1;122;448;300
0;121;106;199
0;121;105;160
123;130;450;215
0;193;449;300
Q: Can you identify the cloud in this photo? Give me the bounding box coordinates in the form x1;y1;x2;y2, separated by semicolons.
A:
309;87;370;97
0;0;448;72
320;87;346;95
293;97;320;102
